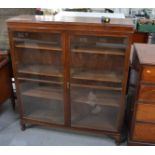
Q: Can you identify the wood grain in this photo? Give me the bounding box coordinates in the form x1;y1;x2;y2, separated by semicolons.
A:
133;123;155;143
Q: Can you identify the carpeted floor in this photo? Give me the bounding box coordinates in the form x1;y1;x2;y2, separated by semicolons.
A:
0;100;124;146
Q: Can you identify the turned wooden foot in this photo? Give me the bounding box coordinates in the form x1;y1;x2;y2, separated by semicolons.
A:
21;124;26;131
114;135;122;145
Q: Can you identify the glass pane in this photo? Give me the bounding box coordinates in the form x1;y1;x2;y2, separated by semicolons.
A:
19;80;64;124
14;31;64;124
14;32;62;76
70;35;127;131
71;87;121;131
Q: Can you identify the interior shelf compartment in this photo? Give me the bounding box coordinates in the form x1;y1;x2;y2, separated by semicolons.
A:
22;96;64;124
24;109;64;125
17;64;63;77
13;31;61;48
22;86;63;101
71;70;122;83
71;47;125;56
71;35;127;51
71;106;118;131
71;88;121;107
15;42;62;51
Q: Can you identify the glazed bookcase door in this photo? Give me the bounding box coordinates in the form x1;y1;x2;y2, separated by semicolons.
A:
13;31;64;125
70;34;128;131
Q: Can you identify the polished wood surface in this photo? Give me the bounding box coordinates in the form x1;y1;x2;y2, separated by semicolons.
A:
7;15;134;144
0;59;11;104
142;66;155;83
133;123;155;143
132;32;148;44
136;103;155;123
7;15;134;35
7;15;134;27
138;84;155;102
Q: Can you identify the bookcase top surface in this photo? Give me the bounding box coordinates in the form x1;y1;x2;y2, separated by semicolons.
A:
7;15;134;28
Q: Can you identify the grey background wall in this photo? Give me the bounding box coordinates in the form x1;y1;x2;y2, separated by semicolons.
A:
0;9;35;50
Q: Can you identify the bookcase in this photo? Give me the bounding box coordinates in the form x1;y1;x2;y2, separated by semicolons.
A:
7;15;134;144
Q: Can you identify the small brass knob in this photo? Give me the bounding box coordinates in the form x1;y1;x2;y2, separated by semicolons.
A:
101;17;110;23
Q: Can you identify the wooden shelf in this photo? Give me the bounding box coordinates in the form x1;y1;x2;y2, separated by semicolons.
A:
15;43;62;51
72;48;125;56
22;86;63;100
71;106;118;131
18;64;63;78
71;70;122;83
72;90;120;107
18;77;63;85
25;109;64;125
71;83;122;91
13;37;58;45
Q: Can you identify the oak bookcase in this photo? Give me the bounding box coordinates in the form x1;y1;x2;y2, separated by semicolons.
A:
7;15;134;144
